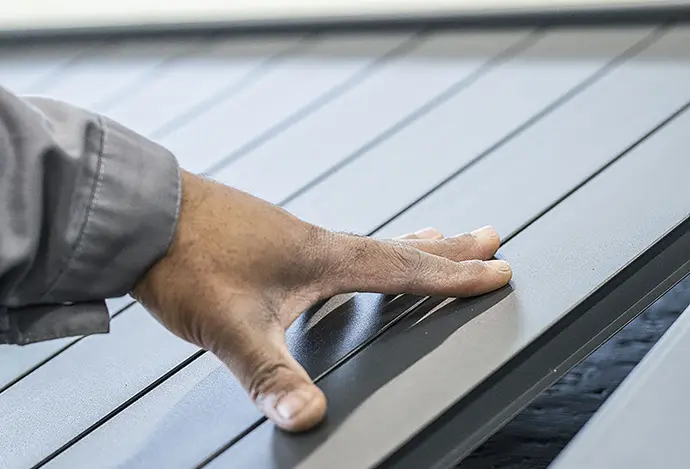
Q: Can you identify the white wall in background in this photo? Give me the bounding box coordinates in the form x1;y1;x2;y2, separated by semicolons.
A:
1;0;687;32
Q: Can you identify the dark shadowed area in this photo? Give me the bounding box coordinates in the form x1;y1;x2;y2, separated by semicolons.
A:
462;276;690;469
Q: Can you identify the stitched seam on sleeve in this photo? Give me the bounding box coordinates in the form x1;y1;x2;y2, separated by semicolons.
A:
40;116;107;301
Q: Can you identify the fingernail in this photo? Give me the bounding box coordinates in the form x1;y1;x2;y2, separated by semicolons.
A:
276;390;310;421
471;225;498;241
415;227;440;238
488;259;512;273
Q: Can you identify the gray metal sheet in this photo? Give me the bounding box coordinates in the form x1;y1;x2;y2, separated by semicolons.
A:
0;298;132;391
45;27;688;469
378;26;690;239
0;305;199;469
0;338;75;392
159;33;416;174
23;38;202;110
100;35;306;136
104;296;135;315
209;77;690;469
211;30;531;204
283;27;654;234
550;304;690;469
0;42;96;94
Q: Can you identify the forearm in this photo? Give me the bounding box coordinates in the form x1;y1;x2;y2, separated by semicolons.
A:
0;86;181;344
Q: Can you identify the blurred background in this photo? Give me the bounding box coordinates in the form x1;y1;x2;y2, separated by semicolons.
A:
1;1;684;33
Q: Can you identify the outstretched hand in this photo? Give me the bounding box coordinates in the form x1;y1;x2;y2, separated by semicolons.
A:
133;170;512;432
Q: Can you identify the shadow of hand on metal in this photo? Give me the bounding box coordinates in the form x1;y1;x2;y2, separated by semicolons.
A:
234;285;517;469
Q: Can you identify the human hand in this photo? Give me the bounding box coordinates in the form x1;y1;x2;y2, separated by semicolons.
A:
132;170;512;432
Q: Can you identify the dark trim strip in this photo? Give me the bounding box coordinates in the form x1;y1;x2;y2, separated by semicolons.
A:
381;215;690;469
549;289;690;469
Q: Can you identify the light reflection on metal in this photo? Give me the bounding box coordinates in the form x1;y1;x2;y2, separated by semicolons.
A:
407;297;456;329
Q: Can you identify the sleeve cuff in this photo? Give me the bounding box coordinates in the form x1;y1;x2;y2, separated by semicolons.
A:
43;114;181;302
0;301;110;345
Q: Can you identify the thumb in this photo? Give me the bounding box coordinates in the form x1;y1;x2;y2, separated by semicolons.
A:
214;317;326;432
197;228;446;432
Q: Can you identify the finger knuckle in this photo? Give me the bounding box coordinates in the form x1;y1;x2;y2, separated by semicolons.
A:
461;259;488;277
289;224;338;283
472;229;500;253
458;231;483;253
389;243;425;272
457;232;476;245
248;360;293;402
450;259;488;294
324;233;373;283
441;232;475;256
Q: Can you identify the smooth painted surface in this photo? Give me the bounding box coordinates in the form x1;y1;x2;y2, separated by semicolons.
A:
378;26;690;238
0;339;74;392
213;105;690;468
104;296;135;314
101;36;305;136
160;33;414;174
0;305;199;469
24;39;201;110
0;298;132;391
284;27;653;234
0;42;95;94
212;30;529;203
550;304;690;469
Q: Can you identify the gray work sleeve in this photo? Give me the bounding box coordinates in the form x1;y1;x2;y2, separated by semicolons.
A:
0;86;181;345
